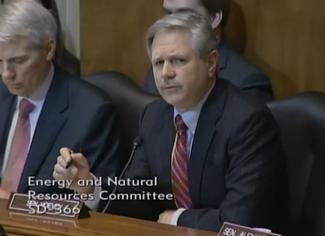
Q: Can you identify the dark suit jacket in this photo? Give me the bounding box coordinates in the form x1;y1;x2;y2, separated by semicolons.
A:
144;40;274;102
297;149;325;236
0;69;124;194
109;79;286;233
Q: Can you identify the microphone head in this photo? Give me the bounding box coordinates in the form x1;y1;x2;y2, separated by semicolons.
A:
133;136;142;147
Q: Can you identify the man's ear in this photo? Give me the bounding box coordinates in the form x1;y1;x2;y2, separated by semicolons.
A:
45;39;56;61
207;49;218;78
211;10;223;29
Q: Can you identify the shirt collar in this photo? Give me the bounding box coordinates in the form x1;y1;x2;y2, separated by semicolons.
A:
174;79;216;134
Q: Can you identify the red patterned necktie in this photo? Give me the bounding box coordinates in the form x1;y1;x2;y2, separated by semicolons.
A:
171;114;193;208
2;99;34;193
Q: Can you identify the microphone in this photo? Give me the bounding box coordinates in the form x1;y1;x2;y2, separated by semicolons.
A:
132;136;142;149
101;136;142;213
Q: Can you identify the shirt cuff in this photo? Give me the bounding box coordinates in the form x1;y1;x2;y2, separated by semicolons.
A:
170;208;187;225
84;174;102;210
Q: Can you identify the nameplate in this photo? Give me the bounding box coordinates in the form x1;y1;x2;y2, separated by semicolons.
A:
220;222;281;236
7;193;89;220
9;211;79;228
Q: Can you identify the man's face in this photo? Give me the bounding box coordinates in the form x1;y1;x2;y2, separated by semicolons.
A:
0;37;54;97
151;30;216;111
163;0;209;17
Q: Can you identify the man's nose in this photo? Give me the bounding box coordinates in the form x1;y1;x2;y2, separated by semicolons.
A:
1;62;15;80
161;62;175;79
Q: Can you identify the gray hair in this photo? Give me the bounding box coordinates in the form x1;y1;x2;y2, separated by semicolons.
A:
0;0;57;48
146;11;216;59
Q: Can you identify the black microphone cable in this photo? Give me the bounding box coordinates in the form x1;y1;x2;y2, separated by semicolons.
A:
101;136;142;213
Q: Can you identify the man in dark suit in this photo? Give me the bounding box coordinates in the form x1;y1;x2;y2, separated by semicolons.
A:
144;0;273;102
0;0;123;198
54;11;286;233
297;144;325;236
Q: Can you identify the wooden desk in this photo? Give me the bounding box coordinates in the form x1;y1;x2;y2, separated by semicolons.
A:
0;199;218;236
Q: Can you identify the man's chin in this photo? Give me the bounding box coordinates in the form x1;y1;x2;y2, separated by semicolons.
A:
162;94;185;108
8;88;27;97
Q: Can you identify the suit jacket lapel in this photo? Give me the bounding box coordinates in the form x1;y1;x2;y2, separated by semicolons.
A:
18;72;69;192
0;83;16;168
189;80;228;206
156;105;175;194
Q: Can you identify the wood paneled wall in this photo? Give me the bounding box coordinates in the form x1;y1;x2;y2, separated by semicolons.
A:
227;0;325;97
80;0;162;84
81;0;325;97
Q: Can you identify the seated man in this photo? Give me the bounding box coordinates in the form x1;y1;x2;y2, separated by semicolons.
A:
144;0;274;102
54;11;287;233
0;0;124;198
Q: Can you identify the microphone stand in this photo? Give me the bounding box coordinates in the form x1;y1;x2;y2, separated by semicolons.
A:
101;136;142;213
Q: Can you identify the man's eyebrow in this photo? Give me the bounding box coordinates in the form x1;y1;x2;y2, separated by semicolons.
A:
10;55;28;60
163;7;197;14
163;7;172;14
176;8;197;13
